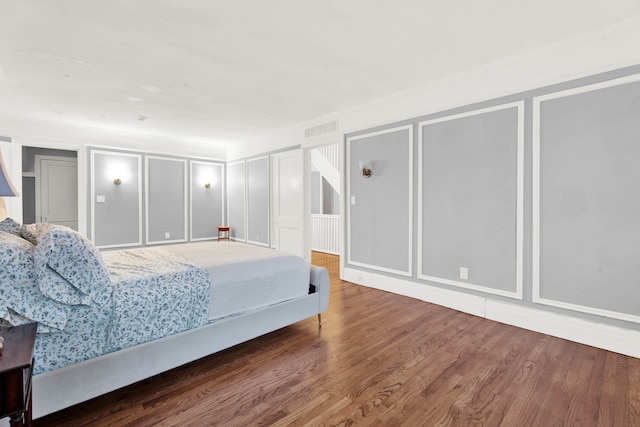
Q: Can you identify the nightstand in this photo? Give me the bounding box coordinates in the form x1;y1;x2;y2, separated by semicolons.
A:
217;226;231;241
0;323;37;427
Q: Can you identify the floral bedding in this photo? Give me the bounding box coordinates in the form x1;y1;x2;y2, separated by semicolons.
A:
0;219;211;374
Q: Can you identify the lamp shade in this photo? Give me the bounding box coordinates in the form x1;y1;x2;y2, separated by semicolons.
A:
0;151;19;197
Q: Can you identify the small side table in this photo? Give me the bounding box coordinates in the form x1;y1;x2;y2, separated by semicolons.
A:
0;322;37;427
217;226;231;242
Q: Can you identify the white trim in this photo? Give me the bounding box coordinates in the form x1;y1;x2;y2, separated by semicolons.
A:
90;150;143;248
532;73;640;324
246;156;270;246
144;155;188;245
344;267;640;359
189;160;224;242
346;124;413;277
417;101;525;299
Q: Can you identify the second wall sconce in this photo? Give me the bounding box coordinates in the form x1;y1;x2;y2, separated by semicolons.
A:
359;161;372;178
114;178;122;185
205;182;211;188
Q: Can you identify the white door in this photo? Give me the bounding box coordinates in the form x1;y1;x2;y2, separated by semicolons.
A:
271;149;305;259
36;156;78;229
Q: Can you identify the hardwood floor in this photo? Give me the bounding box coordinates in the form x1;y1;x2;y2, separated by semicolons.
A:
36;252;640;426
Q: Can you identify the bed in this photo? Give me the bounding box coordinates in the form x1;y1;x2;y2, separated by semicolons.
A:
0;219;330;419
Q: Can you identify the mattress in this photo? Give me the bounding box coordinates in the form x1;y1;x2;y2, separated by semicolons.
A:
163;241;311;321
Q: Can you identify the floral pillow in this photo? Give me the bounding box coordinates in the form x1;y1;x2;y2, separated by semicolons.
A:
21;223;57;245
32;225;113;307
36;263;94;306
0;217;22;236
0;231;69;330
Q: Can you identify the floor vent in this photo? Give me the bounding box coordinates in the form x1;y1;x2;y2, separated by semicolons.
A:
305;120;338;138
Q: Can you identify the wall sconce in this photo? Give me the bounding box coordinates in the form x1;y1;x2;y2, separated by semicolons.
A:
113;178;122;185
359;161;372;178
204;182;211;188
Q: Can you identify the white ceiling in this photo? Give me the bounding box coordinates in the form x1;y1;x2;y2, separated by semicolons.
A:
1;1;640;148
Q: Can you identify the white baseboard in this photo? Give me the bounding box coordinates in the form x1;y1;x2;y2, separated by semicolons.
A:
344;267;640;359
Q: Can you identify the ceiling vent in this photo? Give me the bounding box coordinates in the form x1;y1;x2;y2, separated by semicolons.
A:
304;120;338;138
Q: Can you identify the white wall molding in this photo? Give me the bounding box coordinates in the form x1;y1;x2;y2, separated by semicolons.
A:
532;73;640;325
416;101;524;300
91;150;143;248
144;156;188;245
344;267;640;359
346;125;413;278
189;160;225;242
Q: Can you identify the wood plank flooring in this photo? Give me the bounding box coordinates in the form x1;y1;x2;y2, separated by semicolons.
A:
36;252;640;426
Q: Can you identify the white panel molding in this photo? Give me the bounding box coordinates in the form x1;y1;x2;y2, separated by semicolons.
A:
145;155;188;245
246;155;270;247
417;101;525;300
532;73;640;324
344;267;640;359
346;125;413;277
189;160;224;242
91;150;142;248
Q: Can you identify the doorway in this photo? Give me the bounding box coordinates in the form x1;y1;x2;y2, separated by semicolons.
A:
307;142;342;267
22;147;78;230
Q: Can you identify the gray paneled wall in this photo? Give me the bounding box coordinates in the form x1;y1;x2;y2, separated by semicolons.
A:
90;148;224;248
190;160;224;241
347;126;412;276
346;66;640;331
91;150;142;248
247;156;269;245
419;103;523;298
146;156;187;244
227;160;246;241
534;76;640;321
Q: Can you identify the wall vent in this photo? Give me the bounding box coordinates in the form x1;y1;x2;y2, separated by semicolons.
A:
305;120;338;138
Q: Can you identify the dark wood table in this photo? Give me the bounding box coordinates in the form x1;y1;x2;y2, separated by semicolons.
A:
0;323;37;427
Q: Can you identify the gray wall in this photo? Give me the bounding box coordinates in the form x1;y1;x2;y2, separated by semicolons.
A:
190;161;224;241
146;156;187;244
227;161;246;240
247;157;269;245
537;78;640;317
348;126;412;275
345;65;640;331
89;148;224;248
420;106;520;295
91;150;142;247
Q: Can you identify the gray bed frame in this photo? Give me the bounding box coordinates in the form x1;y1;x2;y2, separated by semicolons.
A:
32;265;330;418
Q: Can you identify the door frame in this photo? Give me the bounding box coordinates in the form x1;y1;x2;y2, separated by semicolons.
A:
304;138;345;276
34;155;78;226
22;142;86;236
270;149;307;260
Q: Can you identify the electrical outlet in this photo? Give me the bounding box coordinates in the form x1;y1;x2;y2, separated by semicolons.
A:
460;267;469;280
164;232;170;239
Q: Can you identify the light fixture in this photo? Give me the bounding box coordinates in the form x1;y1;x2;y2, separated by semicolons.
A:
0;151;19;219
204;182;211;188
114;178;122;185
359;161;372;178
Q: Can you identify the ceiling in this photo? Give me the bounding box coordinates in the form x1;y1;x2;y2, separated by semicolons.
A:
1;1;639;149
